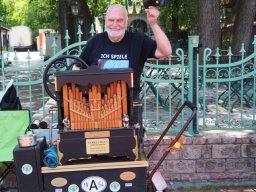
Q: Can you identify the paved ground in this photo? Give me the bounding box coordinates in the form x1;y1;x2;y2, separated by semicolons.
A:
0;52;47;115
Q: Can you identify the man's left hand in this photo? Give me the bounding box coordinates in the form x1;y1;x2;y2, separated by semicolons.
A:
145;6;159;26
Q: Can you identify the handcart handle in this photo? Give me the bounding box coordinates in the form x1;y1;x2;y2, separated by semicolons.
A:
147;101;197;180
184;100;195;110
146;101;196;159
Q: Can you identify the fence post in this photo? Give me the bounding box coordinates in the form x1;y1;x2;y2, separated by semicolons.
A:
1;53;4;90
89;24;95;37
188;36;199;135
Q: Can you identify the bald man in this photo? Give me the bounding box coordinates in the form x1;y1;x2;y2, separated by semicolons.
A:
80;4;171;99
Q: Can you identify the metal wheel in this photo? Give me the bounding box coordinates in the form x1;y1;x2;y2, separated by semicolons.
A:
43;55;88;100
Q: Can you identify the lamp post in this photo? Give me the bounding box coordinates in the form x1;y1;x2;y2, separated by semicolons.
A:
220;17;225;49
77;14;84;26
71;0;80;42
220;3;227;49
71;0;79;16
71;0;79;29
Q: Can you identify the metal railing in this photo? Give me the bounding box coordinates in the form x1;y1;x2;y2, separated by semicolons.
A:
1;29;255;134
198;43;256;130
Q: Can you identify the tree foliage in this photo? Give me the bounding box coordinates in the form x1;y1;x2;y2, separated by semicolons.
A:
24;0;58;37
2;0;58;37
0;0;7;21
2;0;27;26
159;0;197;32
1;0;256;52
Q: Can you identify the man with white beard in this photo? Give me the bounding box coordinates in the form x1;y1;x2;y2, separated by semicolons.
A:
79;4;171;99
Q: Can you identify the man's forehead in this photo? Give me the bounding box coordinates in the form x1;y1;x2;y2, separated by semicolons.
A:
106;11;125;19
106;5;127;18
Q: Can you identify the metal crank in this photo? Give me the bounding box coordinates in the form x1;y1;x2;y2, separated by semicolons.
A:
43;55;88;101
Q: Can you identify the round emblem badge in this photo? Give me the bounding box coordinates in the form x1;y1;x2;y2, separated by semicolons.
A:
81;176;107;192
109;181;121;192
68;184;79;192
21;164;33;175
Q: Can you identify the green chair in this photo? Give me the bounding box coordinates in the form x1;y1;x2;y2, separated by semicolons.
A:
0;110;30;183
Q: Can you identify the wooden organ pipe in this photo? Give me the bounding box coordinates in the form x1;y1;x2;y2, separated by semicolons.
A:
63;81;127;130
63;84;69;119
121;80;128;115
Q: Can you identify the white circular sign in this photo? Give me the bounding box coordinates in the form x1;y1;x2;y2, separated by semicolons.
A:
21;164;33;175
81;176;107;192
109;181;121;192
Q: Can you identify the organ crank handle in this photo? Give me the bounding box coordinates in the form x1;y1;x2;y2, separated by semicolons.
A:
43;55;88;101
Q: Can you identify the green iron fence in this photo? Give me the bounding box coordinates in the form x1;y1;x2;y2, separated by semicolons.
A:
140;35;256;133
0;27;88;119
1;51;46;118
198;38;256;131
1;30;255;134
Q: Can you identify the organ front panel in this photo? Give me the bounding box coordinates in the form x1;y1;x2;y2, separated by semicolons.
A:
62;81;127;130
53;66;141;164
54;66;134;130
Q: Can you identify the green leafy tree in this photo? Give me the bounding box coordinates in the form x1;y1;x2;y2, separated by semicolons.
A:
0;0;7;21
2;0;27;27
159;0;197;38
87;0;109;27
24;0;58;37
2;0;58;38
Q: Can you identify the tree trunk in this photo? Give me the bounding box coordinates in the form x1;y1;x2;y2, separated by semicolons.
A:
80;1;93;40
230;0;240;23
231;0;256;55
198;0;220;53
171;0;179;40
66;5;76;45
58;0;68;48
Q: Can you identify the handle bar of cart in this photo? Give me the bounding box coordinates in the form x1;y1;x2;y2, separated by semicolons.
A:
146;100;197;192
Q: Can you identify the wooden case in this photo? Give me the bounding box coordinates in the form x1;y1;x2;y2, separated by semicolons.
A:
57;128;139;165
42;152;148;192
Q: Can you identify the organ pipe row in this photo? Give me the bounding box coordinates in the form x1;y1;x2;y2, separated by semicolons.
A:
62;81;128;130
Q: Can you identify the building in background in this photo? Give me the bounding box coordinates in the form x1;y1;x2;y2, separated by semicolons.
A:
8;26;33;51
0;26;9;54
37;29;61;58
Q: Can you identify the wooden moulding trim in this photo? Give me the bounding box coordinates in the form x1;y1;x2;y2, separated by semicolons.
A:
42;160;149;173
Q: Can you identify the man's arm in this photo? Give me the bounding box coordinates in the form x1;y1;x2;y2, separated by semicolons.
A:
145;6;172;58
